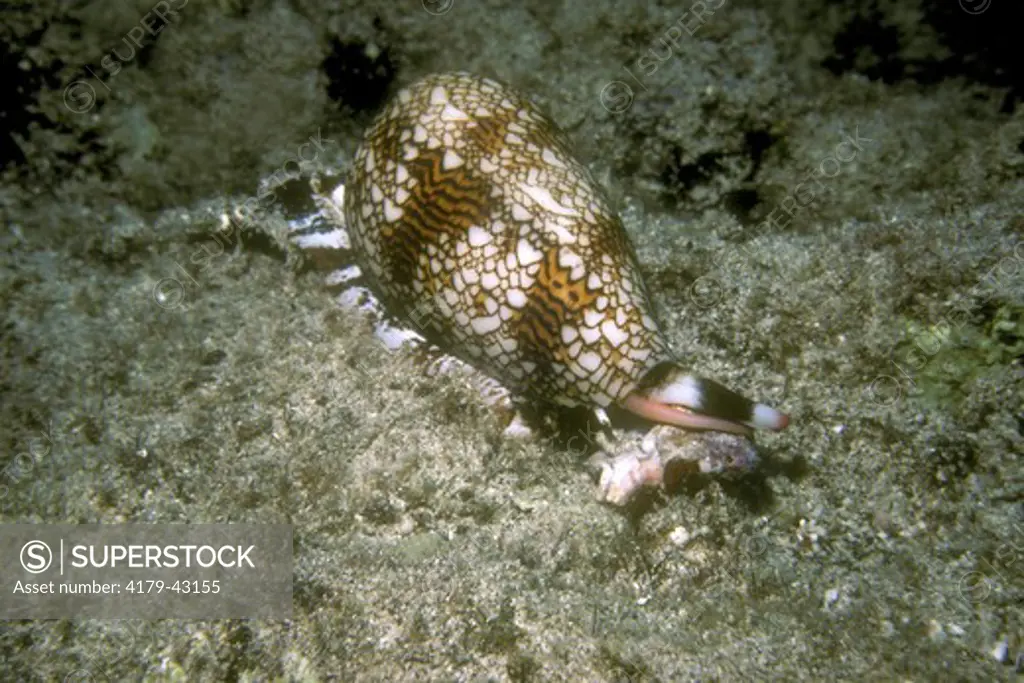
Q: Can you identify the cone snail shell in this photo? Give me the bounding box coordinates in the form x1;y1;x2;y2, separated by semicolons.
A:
344;72;788;435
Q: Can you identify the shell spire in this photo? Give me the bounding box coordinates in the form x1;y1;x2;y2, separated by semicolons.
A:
344;72;788;435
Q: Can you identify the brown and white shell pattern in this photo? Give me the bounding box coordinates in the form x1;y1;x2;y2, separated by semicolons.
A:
344;72;672;409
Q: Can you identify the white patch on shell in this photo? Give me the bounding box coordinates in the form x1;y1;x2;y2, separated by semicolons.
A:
511;203;532;221
579;351;603;373
440;102;469;121
516;239;543;266
558;248;583;271
429;85;448;106
468;225;492;246
601;320;629;347
541;148;566;168
442;149;464;169
481;272;500;290
507;288;527;308
471;315;501;335
546;220;577;245
383;198;403;222
520;183;580;217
